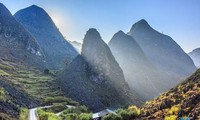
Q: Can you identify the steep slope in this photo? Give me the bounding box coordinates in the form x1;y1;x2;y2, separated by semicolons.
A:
0;3;44;68
138;69;200;120
14;5;78;70
108;31;164;100
128;19;196;87
189;48;200;68
58;29;142;112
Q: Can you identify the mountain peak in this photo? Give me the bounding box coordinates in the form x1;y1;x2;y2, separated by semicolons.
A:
27;5;43;10
129;19;152;32
84;28;102;41
115;30;125;35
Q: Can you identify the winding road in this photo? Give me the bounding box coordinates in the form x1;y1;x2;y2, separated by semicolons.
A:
29;105;75;120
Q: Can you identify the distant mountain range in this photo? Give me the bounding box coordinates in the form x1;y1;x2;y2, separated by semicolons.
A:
69;40;82;53
109;30;163;100
14;5;78;70
189;48;200;68
0;2;199;119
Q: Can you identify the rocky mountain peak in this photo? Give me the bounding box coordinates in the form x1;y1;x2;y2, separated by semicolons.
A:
83;28;102;42
129;19;152;33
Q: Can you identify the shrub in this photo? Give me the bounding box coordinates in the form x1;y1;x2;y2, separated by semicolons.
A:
19;108;28;120
164;115;177;120
0;88;6;101
128;105;141;116
102;113;122;120
37;108;61;120
117;109;133;120
79;113;92;120
44;69;50;74
62;113;79;120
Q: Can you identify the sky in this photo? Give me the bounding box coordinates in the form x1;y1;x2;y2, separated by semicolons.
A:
0;0;200;53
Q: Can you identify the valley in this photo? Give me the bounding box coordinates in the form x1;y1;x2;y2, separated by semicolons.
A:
0;1;199;120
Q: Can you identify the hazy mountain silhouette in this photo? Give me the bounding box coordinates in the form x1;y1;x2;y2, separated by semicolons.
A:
14;5;78;70
69;40;82;53
58;29;142;111
128;19;196;86
189;48;200;68
109;31;165;100
0;3;44;68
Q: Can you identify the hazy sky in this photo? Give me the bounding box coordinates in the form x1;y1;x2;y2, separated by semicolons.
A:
1;0;200;52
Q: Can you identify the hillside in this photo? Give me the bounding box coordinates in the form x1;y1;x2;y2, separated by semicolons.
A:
0;58;68;119
0;3;45;69
138;69;200;120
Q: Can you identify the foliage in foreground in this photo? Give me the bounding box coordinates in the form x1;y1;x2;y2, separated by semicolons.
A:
19;108;28;120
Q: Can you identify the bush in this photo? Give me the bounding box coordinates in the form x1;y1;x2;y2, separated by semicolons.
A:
19;108;28;120
164;115;177;120
128;105;141;116
62;113;79;120
79;113;92;120
117;109;133;120
44;69;50;74
102;113;122;120
37;108;61;120
0;87;6;101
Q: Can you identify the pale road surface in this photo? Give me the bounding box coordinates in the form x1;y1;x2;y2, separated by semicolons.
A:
29;108;37;120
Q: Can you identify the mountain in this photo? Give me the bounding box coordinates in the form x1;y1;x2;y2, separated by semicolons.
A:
128;19;196;87
0;3;47;119
58;29;142;112
138;68;200;120
189;48;200;68
108;31;164;100
69;40;82;53
0;3;44;68
14;5;78;70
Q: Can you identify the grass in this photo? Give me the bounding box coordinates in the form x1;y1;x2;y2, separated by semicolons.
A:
0;69;9;76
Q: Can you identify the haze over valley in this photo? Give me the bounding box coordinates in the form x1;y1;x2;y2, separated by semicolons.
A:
0;1;200;120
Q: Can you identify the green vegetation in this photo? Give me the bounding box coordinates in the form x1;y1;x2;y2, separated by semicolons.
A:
37;108;61;120
0;69;9;76
0;63;13;70
37;105;92;120
79;113;92;120
19;108;28;120
0;87;6;101
102;113;122;120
